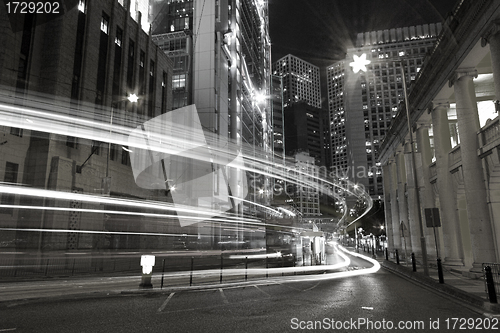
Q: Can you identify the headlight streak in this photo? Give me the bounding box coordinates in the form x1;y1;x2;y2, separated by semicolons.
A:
0;204;261;225
0;227;200;238
217;243;379;280
146;243;380;282
0;184;242;219
0;92;372;234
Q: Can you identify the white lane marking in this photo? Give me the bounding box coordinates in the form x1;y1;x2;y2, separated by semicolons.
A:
219;288;229;304
253;285;271;297
157;292;175;312
0;329;17;332
302;280;322;292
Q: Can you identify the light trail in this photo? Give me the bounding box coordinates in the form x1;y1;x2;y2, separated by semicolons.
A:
151;243;380;282
0;90;372;235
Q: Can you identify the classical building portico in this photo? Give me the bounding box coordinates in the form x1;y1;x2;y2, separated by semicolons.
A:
379;0;500;274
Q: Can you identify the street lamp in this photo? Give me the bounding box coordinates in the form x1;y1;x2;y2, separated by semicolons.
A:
349;54;429;275
349;54;371;73
399;60;429;276
104;93;139;195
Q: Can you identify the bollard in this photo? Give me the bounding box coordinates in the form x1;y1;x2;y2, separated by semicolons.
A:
395;249;400;265
189;257;194;286
139;255;155;288
411;253;416;272
220;254;223;284
437;258;444;284
160;259;165;289
245;257;248;281
282;256;284;276
385;248;388;261
266;256;269;278
45;259;50;276
485;266;498;303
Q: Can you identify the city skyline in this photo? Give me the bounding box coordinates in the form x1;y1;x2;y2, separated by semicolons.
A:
1;1;499;331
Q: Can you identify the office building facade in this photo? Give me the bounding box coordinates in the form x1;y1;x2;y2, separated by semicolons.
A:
284;102;328;167
0;0;177;251
151;1;273;221
272;54;322;109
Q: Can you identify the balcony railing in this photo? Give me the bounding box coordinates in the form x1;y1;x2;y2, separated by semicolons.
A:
479;116;500;154
449;145;462;170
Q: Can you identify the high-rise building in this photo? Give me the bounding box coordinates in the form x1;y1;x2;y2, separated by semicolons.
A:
284;102;328;167
288;152;321;217
272;54;322;109
327;24;442;197
271;74;284;158
151;1;273;217
271;54;328;166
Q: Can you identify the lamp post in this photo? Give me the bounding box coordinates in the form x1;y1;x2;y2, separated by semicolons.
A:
399;61;429;276
104;93;139;195
349;54;429;275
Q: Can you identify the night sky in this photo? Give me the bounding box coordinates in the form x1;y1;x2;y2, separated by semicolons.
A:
269;0;459;69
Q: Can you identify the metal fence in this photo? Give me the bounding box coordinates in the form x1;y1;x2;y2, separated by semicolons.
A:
0;252;298;280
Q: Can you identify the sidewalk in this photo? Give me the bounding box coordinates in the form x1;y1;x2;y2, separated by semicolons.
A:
372;249;500;315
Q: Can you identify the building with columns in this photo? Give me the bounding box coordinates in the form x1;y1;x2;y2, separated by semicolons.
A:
379;0;500;273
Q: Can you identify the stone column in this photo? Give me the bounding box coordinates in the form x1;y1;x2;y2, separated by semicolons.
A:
430;103;463;265
389;159;401;250
482;20;500;101
382;163;394;250
396;151;411;257
451;70;497;271
416;124;437;258
482;20;500;262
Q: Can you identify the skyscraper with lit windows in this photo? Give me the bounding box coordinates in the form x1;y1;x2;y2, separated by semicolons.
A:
272;54;321;109
327;24;442;197
151;0;273;221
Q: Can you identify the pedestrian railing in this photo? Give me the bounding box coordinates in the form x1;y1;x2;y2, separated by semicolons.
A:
0;252;310;282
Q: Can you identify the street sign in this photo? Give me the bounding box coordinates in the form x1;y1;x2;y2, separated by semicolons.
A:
425;208;441;228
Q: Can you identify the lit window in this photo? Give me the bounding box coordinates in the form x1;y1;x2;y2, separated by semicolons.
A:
173;74;186;89
78;0;86;13
101;14;109;34
115;27;122;46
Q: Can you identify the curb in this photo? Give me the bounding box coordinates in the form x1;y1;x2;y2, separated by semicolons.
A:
380;260;500;315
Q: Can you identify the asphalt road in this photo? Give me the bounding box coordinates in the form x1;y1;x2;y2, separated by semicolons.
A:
0;250;489;333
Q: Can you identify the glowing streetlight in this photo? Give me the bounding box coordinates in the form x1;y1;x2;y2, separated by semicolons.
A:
350;54;371;73
104;94;139;194
253;91;268;104
127;93;139;103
